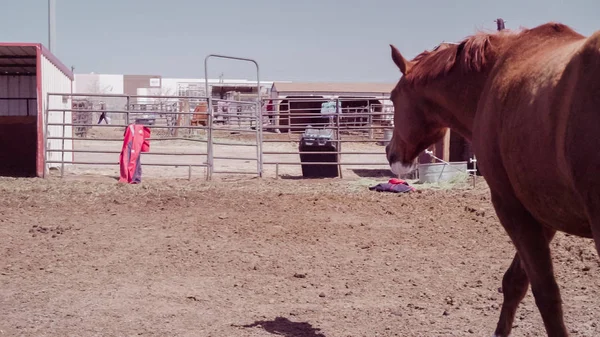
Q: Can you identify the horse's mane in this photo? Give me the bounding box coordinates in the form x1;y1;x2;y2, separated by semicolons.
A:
403;22;583;85
404;32;504;85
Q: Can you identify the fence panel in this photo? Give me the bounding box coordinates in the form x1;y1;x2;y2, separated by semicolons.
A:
45;93;210;180
44;94;411;181
204;54;263;178
260;97;399;179
209;98;261;177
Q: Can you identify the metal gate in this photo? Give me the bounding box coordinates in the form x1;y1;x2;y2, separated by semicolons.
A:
208;97;261;178
204;54;262;179
44;92;211;179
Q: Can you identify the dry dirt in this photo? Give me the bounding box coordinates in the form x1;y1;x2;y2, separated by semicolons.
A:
1;176;599;337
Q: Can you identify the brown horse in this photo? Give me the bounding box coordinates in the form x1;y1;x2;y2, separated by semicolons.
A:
191;102;209;127
386;22;600;337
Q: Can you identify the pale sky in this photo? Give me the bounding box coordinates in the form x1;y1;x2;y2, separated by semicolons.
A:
3;0;598;82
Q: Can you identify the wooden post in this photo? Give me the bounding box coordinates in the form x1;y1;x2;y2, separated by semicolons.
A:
443;128;451;162
495;18;506;31
182;99;190;136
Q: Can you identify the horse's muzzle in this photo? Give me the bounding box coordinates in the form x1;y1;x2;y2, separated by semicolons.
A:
386;143;415;175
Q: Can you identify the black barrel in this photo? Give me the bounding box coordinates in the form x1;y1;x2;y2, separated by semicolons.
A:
298;128;339;178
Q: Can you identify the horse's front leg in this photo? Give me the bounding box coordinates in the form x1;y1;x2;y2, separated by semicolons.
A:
491;192;567;337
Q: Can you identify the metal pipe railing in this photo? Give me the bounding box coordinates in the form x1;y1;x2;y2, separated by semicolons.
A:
44;92;262;179
42;91;472;182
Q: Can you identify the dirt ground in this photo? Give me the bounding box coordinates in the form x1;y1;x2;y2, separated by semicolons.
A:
1;175;599;337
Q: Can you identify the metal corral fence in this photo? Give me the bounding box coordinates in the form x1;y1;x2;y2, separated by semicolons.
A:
44;92;261;180
209;98;262;177
261;97;396;178
44;93;398;180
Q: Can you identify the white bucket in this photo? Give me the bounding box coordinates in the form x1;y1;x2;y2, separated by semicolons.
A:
418;161;468;184
382;129;393;146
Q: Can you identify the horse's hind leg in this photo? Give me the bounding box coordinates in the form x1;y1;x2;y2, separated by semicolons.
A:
582;196;600;260
493;229;557;337
493;253;528;336
490;192;567;337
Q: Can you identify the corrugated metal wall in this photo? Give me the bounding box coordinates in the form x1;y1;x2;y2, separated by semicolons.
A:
0;75;37;116
41;53;73;167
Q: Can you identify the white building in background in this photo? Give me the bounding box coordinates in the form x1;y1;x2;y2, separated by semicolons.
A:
74;73;124;95
73;73;285;101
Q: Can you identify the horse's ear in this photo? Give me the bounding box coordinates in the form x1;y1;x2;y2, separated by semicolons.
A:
390;44;412;75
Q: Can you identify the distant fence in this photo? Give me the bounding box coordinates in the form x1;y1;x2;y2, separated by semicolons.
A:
261;97;395;178
46;93;212;179
44;93;398;180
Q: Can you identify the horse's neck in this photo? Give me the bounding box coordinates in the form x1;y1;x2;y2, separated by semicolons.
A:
427;75;488;141
424;33;513;140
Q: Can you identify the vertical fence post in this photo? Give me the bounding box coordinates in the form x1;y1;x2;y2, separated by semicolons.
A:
287;103;292;137
254;63;263;178
336;98;343;178
495;18;506;31
258;99;263;178
126;96;130;125
204;54;262;179
470;155;478;188
206;97;214;180
255;100;262;178
273;98;281;134
367;102;373;140
61;103;66;178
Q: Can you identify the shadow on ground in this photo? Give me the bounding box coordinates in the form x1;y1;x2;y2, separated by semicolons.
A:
350;168;394;178
237;316;326;337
